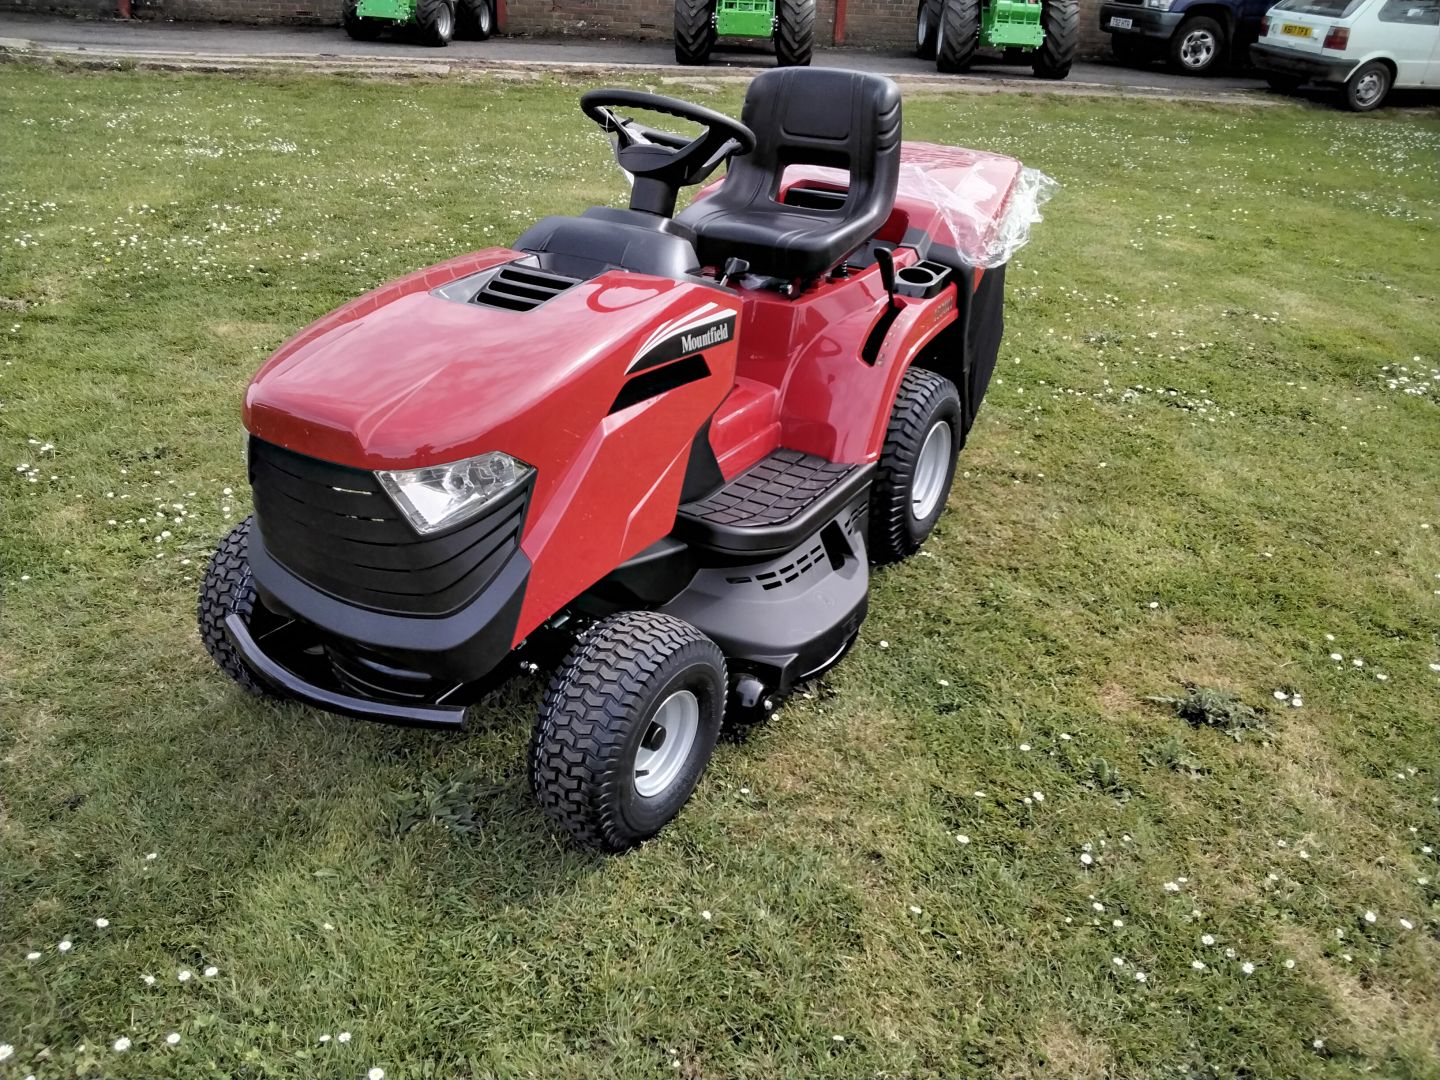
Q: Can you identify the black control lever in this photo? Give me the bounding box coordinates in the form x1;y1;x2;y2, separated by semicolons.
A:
873;246;901;312
718;256;750;288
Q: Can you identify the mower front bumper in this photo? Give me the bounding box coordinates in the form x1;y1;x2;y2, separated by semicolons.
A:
224;614;468;728
1099;4;1182;40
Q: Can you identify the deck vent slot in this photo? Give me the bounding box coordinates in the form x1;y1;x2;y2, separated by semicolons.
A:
472;265;581;312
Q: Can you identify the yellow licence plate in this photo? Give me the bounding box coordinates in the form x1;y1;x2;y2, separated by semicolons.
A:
1282;22;1313;36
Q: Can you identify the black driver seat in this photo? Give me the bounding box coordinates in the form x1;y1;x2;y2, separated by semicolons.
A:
674;68;902;283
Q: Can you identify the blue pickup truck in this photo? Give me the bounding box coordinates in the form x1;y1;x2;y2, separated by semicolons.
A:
1099;0;1274;73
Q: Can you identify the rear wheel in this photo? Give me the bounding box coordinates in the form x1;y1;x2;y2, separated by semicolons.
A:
1168;15;1224;75
935;0;979;73
1032;0;1078;79
198;518;283;700
457;0;493;38
674;0;714;64
415;0;455;46
916;0;941;58
1344;60;1391;111
530;611;727;852
868;368;963;565
775;0;815;66
341;0;386;40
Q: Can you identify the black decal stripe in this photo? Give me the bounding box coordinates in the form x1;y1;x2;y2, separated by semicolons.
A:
609;355;711;415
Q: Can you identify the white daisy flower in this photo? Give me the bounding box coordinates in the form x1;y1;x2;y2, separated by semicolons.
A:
113;1038;131;1053
57;940;73;953
1241;962;1255;974
166;1033;181;1046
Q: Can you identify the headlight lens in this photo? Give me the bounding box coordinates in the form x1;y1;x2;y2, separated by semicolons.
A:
376;451;532;535
1145;0;1172;9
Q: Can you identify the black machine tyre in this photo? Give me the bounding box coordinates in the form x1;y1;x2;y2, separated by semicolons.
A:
415;0;456;46
775;0;816;67
915;0;941;58
1111;33;1148;65
935;0;980;73
674;0;714;64
1032;0;1079;79
341;0;386;39
1343;60;1391;111
530;611;727;852
1264;72;1303;92
1168;14;1224;75
868;368;964;565
457;0;494;38
198;517;282;700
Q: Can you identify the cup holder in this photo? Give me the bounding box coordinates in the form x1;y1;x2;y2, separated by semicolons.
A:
895;261;952;300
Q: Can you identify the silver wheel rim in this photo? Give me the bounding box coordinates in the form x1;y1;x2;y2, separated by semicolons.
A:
1353;71;1383;106
911;420;953;520
936;17;944;56
917;6;929;47
437;4;453;36
634;690;700;798
1179;29;1215;68
478;1;491;31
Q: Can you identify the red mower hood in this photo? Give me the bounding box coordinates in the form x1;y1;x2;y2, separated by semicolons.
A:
243;249;726;471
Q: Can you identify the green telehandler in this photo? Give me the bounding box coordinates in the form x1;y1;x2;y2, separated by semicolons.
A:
674;0;815;66
342;0;493;46
917;0;1078;79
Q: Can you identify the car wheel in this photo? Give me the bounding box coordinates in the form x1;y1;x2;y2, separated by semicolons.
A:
198;517;285;700
529;611;727;852
1169;15;1224;75
1344;60;1391;111
868;367;963;565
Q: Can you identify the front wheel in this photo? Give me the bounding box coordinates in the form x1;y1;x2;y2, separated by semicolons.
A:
530;612;727;852
198;517;284;700
868;368;963;565
415;0;456;46
674;0;714;64
935;0;979;73
1344;60;1391;111
774;0;815;67
1032;0;1078;79
1168;15;1224;75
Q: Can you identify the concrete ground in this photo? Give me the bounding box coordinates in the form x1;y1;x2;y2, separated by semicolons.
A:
0;10;1268;96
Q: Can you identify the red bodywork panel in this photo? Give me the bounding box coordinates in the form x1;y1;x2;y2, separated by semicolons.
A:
243;139;1022;646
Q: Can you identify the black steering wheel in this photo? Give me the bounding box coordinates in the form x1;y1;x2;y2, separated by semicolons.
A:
580;89;757;217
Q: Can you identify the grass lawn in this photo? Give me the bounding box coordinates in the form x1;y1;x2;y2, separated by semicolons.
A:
2;64;1439;1079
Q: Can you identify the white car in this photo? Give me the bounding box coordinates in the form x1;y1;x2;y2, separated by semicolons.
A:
1251;0;1440;109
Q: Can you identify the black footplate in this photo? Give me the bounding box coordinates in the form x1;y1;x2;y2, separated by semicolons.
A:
677;448;872;556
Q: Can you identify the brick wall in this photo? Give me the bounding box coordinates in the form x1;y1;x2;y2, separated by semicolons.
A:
2;0;1110;54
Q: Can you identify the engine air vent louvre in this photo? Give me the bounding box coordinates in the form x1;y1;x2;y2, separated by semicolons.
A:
472;265;582;312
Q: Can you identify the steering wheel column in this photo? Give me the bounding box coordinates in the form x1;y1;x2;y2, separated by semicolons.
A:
581;90;757;219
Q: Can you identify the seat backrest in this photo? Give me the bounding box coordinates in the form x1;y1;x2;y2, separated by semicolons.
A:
722;67;902;234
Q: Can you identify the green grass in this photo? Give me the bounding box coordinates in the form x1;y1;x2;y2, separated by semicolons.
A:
2;65;1439;1079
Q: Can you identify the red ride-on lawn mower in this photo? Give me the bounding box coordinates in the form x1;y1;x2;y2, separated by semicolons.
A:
200;69;1051;851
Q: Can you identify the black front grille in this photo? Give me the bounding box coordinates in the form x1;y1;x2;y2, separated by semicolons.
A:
249;438;529;617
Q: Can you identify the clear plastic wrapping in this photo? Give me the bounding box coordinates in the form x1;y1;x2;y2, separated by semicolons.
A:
895;162;1058;269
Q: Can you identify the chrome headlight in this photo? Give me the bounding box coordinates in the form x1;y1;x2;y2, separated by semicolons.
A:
1145;0;1173;9
376;451;533;535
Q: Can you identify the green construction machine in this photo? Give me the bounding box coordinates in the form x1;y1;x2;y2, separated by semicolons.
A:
916;0;1077;78
342;0;493;46
674;0;815;66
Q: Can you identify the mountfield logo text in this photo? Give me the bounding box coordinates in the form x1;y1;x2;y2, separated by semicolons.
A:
680;322;731;353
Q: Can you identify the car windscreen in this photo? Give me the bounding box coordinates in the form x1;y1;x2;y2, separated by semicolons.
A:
1269;0;1366;15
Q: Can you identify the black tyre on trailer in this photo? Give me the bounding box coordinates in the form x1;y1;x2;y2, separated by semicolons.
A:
415;0;456;46
198;517;285;700
530;611;727;852
458;0;494;39
935;0;980;73
1168;14;1224;74
674;0;715;64
342;0;386;39
775;0;816;66
868;368;964;565
916;0;942;58
1032;0;1078;78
